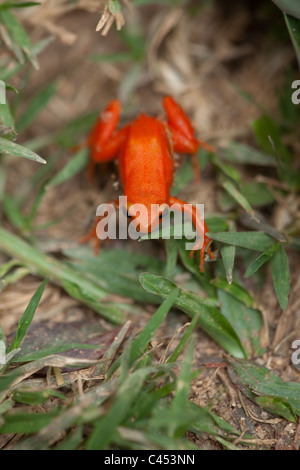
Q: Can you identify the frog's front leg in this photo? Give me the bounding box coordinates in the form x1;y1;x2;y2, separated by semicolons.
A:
87;100;129;180
163;96;215;183
79;199;120;254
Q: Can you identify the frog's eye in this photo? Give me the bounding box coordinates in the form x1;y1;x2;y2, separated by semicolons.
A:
122;207;132;218
159;205;169;220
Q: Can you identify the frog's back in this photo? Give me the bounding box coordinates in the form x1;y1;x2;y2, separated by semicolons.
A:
118;114;174;205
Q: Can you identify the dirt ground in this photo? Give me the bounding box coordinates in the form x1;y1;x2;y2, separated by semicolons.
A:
1;0;300;449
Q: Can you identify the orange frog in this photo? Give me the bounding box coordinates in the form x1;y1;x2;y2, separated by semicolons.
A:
80;96;215;272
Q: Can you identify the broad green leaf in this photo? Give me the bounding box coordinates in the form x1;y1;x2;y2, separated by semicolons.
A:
8;279;47;352
221;244;235;284
210;276;254;307
222;141;276;166
207;231;274;252
255;396;297;422
217;290;263;357
206;214;228;232
0;411;57;434
245;243;280;278
46;148;88;188
240;182;274;207
108;0;121;14
0;137;46;163
190;404;242;439
139;273;246;358
270;245;290;310
228;358;300;420
65;247;165;304
239;211;286;243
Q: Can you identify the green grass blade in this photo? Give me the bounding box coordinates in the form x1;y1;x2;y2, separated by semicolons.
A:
252;114;291;163
211;276;254;307
228;358;300;421
284;13;300;66
0;227;125;324
270;245;290;310
0;102;15;129
46;148;88;188
207;231;274;252
87;365;167;450
240;182;274;207
107;287;180;376
169;337;195;437
217;290;263;356
8;279;47;352
164;239;178;278
0;137;46;163
221;244;235;285
2;193;27;231
139;273;246;358
245;243;280;277
129;287;179;364
222;180;254;216
221;141;277;166
0;410;58;434
17;83;56;132
272;0;300;19
166;314;199;364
